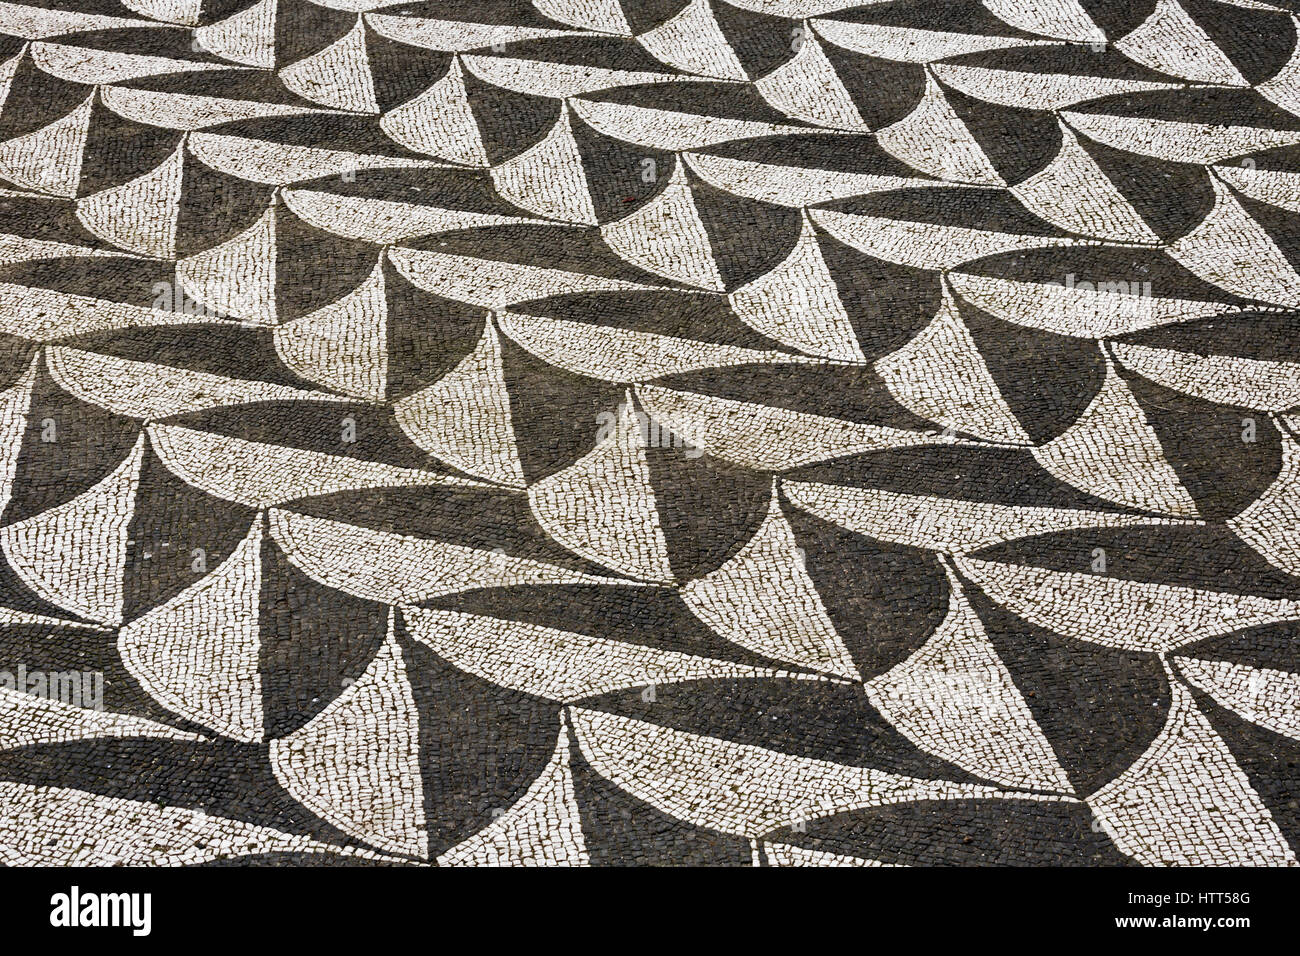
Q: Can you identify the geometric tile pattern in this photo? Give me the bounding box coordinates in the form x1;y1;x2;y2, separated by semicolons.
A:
0;0;1298;866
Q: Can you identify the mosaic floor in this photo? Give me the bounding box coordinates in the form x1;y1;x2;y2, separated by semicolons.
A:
0;0;1297;867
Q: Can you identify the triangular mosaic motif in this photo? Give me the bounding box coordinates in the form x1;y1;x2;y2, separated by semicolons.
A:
0;0;1296;866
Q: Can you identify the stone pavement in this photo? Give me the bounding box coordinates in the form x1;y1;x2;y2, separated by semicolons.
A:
0;0;1296;866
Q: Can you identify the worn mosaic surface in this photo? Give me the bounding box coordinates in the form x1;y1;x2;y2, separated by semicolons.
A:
0;0;1297;867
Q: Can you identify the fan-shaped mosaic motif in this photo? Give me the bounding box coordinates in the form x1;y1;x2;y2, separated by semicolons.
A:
0;0;1297;866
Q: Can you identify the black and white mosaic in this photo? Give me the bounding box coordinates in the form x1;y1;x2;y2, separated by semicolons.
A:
0;0;1296;867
